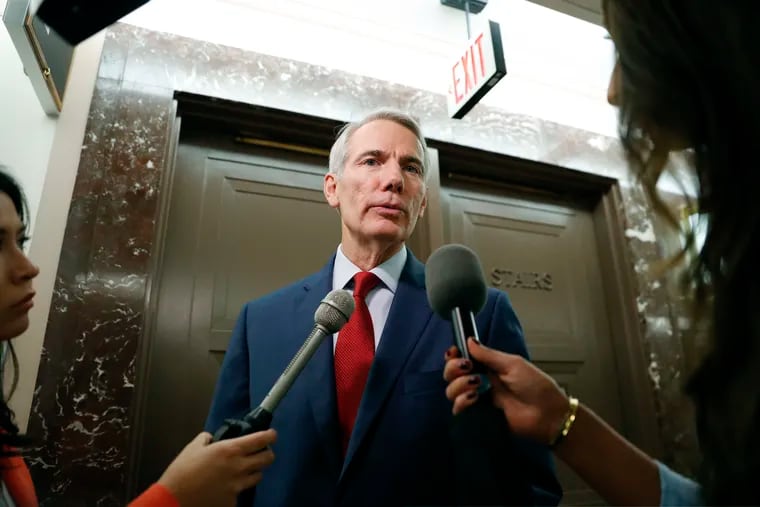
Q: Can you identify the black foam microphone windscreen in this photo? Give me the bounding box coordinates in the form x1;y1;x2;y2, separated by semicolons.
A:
426;244;488;361
425;243;487;319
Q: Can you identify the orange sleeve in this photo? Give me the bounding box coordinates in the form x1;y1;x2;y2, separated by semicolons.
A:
127;483;181;507
0;455;39;507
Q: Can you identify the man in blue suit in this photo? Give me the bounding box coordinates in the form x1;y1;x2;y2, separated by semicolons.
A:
205;108;562;507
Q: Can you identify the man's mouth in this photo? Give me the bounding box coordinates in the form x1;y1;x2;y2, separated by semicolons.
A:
372;203;405;213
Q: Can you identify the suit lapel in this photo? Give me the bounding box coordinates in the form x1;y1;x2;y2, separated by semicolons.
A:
340;253;433;480
298;256;343;477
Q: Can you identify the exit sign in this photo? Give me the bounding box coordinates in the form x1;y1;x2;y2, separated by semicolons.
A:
447;20;507;119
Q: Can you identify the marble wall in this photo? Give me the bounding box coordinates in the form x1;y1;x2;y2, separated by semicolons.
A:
24;23;698;504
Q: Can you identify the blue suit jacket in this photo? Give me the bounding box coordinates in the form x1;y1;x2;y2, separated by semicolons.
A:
206;251;562;507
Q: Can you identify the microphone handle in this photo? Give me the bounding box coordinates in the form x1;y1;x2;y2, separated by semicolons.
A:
450;307;482;367
449;306;533;505
212;406;273;442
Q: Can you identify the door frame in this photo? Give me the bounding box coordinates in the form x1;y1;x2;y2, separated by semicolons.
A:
126;100;182;498
126;94;662;496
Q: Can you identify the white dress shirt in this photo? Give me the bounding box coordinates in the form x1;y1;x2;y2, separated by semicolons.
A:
331;244;407;352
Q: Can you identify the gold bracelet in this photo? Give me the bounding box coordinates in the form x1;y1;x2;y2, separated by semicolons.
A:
549;396;579;448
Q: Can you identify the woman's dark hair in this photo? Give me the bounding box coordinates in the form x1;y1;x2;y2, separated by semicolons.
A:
605;0;760;503
0;168;30;455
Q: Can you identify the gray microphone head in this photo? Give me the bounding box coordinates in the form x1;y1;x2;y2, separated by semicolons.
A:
315;289;355;333
425;243;488;320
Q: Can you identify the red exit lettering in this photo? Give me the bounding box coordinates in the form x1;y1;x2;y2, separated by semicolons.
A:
451;32;487;105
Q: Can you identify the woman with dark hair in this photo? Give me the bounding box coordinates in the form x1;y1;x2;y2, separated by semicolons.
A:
444;0;760;505
0;169;276;506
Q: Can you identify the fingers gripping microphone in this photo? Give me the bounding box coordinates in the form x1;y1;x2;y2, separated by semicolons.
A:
212;289;355;442
426;244;533;506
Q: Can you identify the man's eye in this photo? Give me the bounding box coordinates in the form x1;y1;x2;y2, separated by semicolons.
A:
406;165;422;174
362;158;379;166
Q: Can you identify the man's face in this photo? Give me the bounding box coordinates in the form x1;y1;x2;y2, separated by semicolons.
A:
324;119;427;249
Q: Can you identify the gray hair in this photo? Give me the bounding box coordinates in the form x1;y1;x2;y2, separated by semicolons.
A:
328;108;430;182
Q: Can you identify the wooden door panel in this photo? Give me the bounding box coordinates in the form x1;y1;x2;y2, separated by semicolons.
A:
197;155;340;351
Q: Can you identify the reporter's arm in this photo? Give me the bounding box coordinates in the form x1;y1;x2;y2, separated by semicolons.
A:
552;403;660;506
445;339;702;506
555;403;704;506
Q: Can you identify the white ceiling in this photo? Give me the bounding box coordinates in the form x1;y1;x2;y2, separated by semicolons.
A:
526;0;603;26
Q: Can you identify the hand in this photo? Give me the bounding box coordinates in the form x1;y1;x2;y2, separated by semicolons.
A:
157;429;277;507
443;338;569;445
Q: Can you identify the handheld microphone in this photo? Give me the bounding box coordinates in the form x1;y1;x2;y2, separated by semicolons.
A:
212;289;355;442
426;243;533;506
426;243;488;364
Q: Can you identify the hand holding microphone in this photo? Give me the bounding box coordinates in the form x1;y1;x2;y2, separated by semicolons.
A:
199;289;353;506
429;244;572;446
137;291;353;507
425;243;533;506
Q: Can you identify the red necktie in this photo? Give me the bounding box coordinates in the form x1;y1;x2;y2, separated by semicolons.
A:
334;271;381;455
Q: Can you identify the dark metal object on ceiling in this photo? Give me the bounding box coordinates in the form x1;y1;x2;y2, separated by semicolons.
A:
440;0;488;14
36;0;151;45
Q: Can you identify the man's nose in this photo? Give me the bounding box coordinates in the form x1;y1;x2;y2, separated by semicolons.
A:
382;162;404;193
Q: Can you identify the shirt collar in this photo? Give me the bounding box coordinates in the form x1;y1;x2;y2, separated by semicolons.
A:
332;244;407;293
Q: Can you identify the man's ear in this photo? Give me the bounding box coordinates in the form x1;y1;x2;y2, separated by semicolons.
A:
418;194;427;219
324;172;340;209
